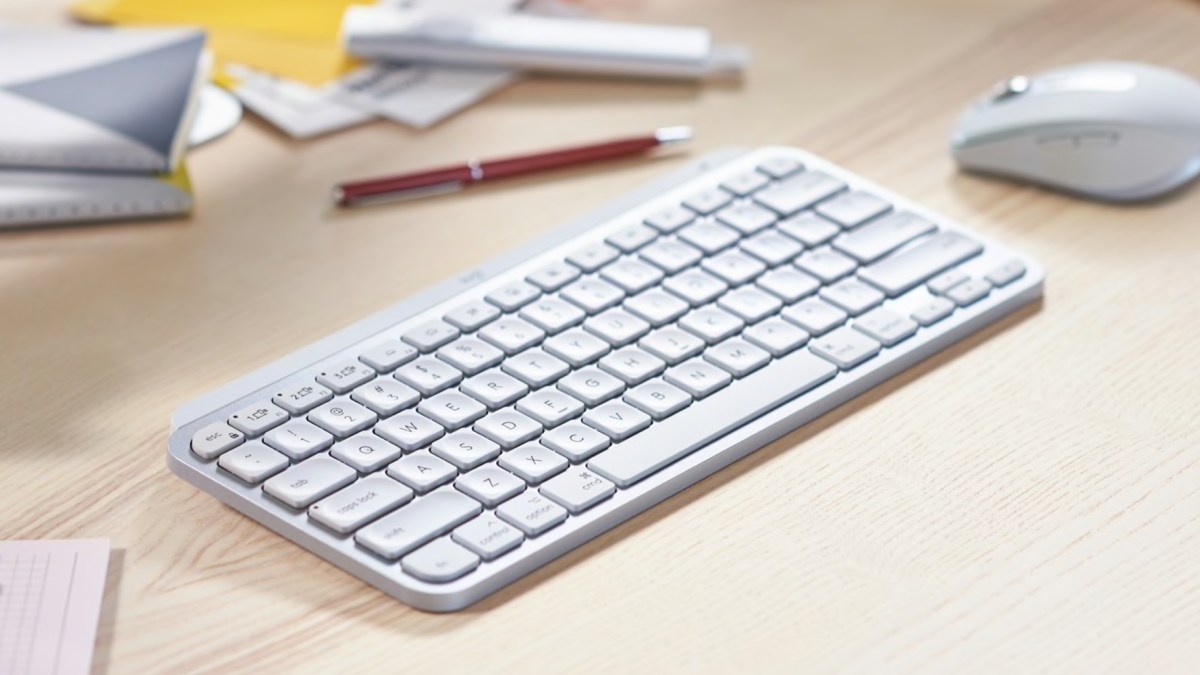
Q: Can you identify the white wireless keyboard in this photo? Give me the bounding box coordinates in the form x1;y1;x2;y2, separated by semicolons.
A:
167;147;1043;612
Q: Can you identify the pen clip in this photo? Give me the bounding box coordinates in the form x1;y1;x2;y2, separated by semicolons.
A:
335;180;465;207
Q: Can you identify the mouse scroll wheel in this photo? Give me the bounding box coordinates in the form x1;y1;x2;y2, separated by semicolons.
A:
989;75;1031;103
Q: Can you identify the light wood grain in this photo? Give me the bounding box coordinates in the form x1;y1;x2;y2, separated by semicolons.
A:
3;0;1200;672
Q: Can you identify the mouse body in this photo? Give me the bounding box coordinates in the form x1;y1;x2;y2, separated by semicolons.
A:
951;61;1200;201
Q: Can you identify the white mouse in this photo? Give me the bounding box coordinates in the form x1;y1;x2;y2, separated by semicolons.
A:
951;61;1200;201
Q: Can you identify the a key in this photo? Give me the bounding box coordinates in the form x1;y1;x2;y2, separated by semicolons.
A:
757;156;803;179
436;337;505;375
218;442;289;484
663;269;728;306
605;223;658;252
228;400;289;437
431;430;501;470
402;319;461;352
308;399;378;438
754;170;846;216
566;242;620;272
678;222;740;254
515;388;585;427
624;380;692;420
543;329;611;367
781;298;848;335
582;401;652;441
715;202;777;235
540;468;617;514
588;350;837;488
500;444;569;484
946;278;992;306
623;289;689;326
857;231;983;296
820;278;885;316
502;348;570;388
330;432;404;473
444;300;501;332
683;186;734;214
639;239;703;274
356;490;482;560
402;538;481;583
740;229;804;266
309;474;413;534
540;422;611;462
478;317;546;355
705;338;772;377
351;378;420;416
263;420;334;460
638;327;706;365
796;248;858;283
375;411;445;451
526;261;581;292
927;269;969;295
598;347;666;385
394;356;463;396
778;212;841;247
854;308;918;347
720;170;770;196
557;367;626;406
191;421;245;460
496;491;569;536
663;358;733;398
460;369;529;409
702;250;767;286
910;296;955;326
717;286;784;323
519;296;586;334
474;410;543;449
809;326;882;369
756;267;821;303
815;190;891;228
744;319;810;356
987;259;1026;287
600;258;664;293
644;204;695;232
263;455;356;509
833;211;937;263
453;513;525;560
316;360;376;394
584;309;651;346
387;451;457;493
272;382;334;416
455;464;525;507
486;281;541;312
679;306;745;344
559;278;626;314
418;391;487;430
359;340;419;373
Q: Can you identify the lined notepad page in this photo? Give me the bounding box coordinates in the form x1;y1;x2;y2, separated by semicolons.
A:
0;540;109;675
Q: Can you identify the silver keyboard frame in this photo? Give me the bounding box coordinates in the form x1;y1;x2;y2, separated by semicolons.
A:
167;147;1044;612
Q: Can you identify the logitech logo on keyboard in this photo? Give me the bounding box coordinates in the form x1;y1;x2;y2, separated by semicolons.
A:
458;269;487;285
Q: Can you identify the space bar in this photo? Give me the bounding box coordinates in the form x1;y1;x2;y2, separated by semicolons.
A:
587;350;838;488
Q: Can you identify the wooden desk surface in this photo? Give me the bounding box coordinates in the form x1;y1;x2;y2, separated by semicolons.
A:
4;0;1200;672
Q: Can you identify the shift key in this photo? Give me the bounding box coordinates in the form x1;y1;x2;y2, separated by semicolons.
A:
355;489;481;560
858;231;983;296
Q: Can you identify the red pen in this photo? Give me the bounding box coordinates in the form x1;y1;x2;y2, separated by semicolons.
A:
333;126;693;207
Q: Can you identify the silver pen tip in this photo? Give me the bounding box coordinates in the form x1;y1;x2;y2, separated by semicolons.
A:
655;126;694;145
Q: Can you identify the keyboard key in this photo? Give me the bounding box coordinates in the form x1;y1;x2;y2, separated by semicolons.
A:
705;338;772;377
715;202;776;235
644;204;695;232
541;422;611;462
330;432;404;473
515;388;585;427
474;410;543;449
541;468;617;514
356;490;482;560
217;441;289;484
639;239;703;274
946;278;992;306
461;370;529;409
720;170;770;196
272;383;334;416
316;360;376;394
496;491;569;536
623;289;689;326
308;399;379;438
394;357;463;396
796;248;857;283
740;229;804;266
683;186;733;214
519;296;586;334
663;269;728;306
502;348;570;388
526;261;581;292
263;420;334;460
584;309;651;346
744;319;809;356
927;269;969;295
664;358;733;398
431;431;501;470
678;222;740;254
375;411;445;451
559;278;625;314
566;242;620;272
755;170;846;216
387;451;457;493
757;156;803;179
605;223;658;252
228;400;289;437
191;421;245;460
679;306;745;344
558;367;625;406
986;259;1026;287
858;231;983;296
833;211;937;263
500;444;569;484
820;278;885;316
455;464;525;507
701;250;767;286
453;513;525;560
598;347;666;385
756;267;821;303
309;474;413;534
477;317;546;355
582;401;652;441
777;212;841;247
263;454;356;508
854;308;918;347
717;286;784;323
815;190;891;228
600;258;664;293
486;281;541;312
624;380;692;420
418;391;487;430
911;296;955;326
543;329;611;367
403;319;460;352
436;337;505;375
351;378;420;416
781;299;848;335
402;538;481;583
359;340;418;373
810;326;882;369
444;300;501;332
638;327;706;365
